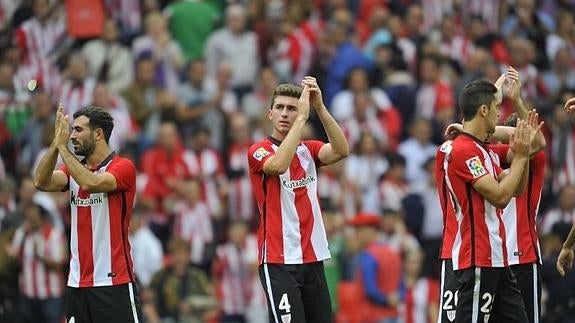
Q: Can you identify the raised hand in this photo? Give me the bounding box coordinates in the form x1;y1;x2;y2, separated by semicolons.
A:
564;97;575;113
301;76;324;110
444;123;463;137
509;119;531;158
53;104;70;149
505;66;522;102
297;84;311;121
557;247;574;277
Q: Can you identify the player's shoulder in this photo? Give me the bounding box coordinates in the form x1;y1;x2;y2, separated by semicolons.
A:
110;155;137;170
248;139;274;162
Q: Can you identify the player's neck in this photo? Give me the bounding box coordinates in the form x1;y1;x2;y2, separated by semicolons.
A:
85;145;113;169
462;120;488;142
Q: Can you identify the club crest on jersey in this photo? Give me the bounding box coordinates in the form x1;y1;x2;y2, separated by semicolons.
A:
465;156;487;178
253;147;270;161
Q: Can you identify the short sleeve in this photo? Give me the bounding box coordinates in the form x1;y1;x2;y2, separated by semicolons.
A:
304;140;325;163
106;158;136;192
247;142;275;174
450;146;491;184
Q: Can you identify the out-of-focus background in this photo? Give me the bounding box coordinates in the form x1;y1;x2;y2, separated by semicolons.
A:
0;0;574;322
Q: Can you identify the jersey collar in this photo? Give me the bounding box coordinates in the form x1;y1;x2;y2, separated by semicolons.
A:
456;132;489;147
81;151;116;171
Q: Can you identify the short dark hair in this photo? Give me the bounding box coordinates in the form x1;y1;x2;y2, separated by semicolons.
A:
458;79;498;121
269;83;302;109
73;106;114;143
504;112;518;127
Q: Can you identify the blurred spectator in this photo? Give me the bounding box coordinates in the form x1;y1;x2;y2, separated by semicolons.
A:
322;210;345;314
501;0;554;69
103;0;141;41
121;56;178;144
399;249;439;323
323;13;374;106
348;213;403;323
81;19;134;93
205;4;259;99
17;91;54;174
545;10;575;67
225;113;256;223
7;203;66;323
133;12;184;95
505;37;546;106
183;126;228;222
240;66;278;131
414;54;455;132
404;156;444;278
540;222;575;322
176;59;216;138
378;208;421;255
199;62;239;151
540;184;575;235
317;161;346;217
378;153;409;212
0;61;31;137
167;179;213;270
129;208;164;288
0;177;16;230
91;83;133;152
332;67;394;123
549;93;575;193
14;0;66;67
343;132;389;215
164;0;221;61
361;6;392;60
144;238;218;323
140;122;190;246
436;14;474;67
397;117;437;185
542;46;575;99
58;53;96;115
212;220;266;323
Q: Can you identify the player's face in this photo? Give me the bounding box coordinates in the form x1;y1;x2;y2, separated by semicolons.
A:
70;116;96;157
269;95;300;137
486;90;502;134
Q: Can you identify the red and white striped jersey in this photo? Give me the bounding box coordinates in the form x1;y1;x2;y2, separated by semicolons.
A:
59;78;97;116
399;278;439;323
183;148;225;218
172;200;213;265
14;16;66;66
213;234;260;315
444;133;507;270
550;126;575;193
226;144;256;221
11;224;66;299
247;137;330;264
62;152;137;287
435;140;457;260
500;150;546;265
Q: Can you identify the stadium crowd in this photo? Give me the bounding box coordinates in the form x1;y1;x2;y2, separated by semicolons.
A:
0;0;574;322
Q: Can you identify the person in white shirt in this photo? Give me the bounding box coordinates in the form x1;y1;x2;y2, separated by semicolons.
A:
129;208;164;288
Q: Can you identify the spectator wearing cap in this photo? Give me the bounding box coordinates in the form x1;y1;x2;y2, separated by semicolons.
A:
348;213;403;323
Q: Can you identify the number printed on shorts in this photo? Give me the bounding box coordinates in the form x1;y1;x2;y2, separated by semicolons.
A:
442;290;459;310
279;293;291;313
480;293;494;313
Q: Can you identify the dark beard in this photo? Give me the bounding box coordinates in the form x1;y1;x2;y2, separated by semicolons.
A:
73;139;95;157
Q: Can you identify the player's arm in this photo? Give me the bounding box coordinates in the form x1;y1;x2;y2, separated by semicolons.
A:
33;106;69;192
557;224;575;276
263;85;311;176
58;147;118;193
302;76;350;165
472;120;531;208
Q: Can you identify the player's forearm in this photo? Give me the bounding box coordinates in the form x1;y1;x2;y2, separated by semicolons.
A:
57;146;99;191
33;145;59;190
563;224;575;249
266;118;307;173
490;126;515;143
315;104;350;158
